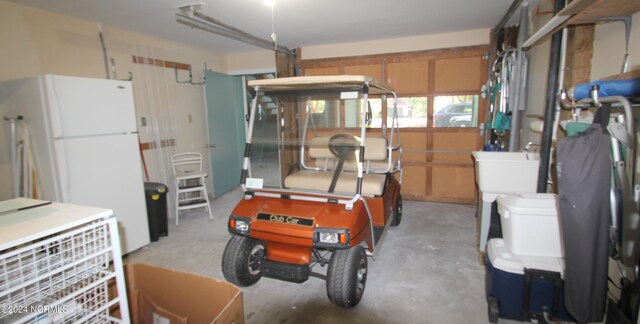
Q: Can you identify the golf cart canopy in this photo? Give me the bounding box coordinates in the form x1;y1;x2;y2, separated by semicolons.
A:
247;75;395;95
243;75;402;206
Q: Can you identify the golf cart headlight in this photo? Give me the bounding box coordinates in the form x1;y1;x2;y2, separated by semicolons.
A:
319;232;339;244
235;220;250;232
313;228;350;249
229;216;251;235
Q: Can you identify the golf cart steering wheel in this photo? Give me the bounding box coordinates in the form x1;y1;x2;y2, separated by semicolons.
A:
327;134;359;193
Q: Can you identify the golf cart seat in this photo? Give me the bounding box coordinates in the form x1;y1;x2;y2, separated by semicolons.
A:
284;135;391;196
284;170;387;196
306;136;399;174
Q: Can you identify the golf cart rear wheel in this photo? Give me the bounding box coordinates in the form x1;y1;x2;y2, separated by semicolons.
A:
391;192;402;226
326;246;367;308
222;235;265;287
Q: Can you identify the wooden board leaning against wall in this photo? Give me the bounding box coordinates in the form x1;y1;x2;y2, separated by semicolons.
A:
301;46;488;204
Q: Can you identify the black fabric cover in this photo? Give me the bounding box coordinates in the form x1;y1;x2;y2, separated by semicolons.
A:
556;104;612;323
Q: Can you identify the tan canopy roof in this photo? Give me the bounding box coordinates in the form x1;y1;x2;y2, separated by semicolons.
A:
247;75;396;95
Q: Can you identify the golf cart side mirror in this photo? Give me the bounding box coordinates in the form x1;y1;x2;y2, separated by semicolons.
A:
366;102;372;128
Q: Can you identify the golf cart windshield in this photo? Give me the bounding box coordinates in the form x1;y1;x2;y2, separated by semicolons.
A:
243;76;402;201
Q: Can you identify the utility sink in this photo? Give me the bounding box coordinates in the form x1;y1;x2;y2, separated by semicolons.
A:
473;151;541;253
472;151;540;196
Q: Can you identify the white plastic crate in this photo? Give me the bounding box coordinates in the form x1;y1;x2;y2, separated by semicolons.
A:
497;193;563;258
0;198;129;323
472;151;540;194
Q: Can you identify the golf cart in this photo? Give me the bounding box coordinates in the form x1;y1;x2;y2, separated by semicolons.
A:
222;75;403;308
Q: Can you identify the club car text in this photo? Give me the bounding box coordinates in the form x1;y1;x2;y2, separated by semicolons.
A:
257;213;313;226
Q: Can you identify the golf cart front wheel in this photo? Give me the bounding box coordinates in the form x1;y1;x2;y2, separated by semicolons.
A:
326;245;368;308
222;235;265;287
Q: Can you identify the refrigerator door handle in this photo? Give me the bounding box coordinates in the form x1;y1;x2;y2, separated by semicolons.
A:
53;140;71;202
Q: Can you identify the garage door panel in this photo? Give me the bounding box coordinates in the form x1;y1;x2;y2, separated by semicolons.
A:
344;64;383;81
300;47;487;204
305;67;340;76
401;132;427;163
434;57;483;92
432;132;476;162
387;60;429;94
400;164;426;199
430;165;476;202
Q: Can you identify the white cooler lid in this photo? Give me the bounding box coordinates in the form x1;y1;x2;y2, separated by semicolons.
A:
487;239;564;276
497;193;558;216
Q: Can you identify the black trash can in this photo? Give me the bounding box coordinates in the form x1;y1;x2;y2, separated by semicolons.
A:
144;182;168;242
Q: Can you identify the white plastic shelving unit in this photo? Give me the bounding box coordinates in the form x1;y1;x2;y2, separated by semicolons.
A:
0;198;130;323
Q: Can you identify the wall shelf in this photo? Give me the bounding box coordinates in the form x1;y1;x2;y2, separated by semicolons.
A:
562;0;640;24
523;0;640;48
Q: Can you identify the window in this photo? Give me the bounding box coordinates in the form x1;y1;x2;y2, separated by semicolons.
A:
433;95;479;128
306;93;382;129
387;97;428;128
309;98;340;128
342;98;383;128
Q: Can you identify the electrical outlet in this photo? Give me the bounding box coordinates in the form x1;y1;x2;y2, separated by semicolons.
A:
188;114;192;124
141;117;146;127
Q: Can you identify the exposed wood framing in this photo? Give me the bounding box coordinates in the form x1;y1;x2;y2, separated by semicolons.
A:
563;25;595;89
557;24;595;141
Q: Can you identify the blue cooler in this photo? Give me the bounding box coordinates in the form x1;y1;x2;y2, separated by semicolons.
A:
484;239;575;323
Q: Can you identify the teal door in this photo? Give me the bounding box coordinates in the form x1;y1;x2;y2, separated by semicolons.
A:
205;71;246;197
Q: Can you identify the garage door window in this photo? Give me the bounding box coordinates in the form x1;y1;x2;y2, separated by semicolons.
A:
433;95;479;128
387;97;428;128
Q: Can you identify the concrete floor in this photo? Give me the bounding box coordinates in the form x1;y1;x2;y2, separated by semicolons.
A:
125;188;495;323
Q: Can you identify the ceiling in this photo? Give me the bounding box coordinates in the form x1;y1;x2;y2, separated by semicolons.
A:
9;0;519;53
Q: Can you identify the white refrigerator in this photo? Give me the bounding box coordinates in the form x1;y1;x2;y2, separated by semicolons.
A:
1;74;150;254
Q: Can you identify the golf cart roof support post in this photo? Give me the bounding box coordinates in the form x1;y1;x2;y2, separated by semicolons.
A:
389;91;399;150
241;86;261;191
388;91;403;182
240;142;252;184
356;83;370;196
358;195;377;256
299;99;314;171
381;94;388;137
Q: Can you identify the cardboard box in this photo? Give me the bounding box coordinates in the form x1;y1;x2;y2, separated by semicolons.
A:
113;263;244;324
